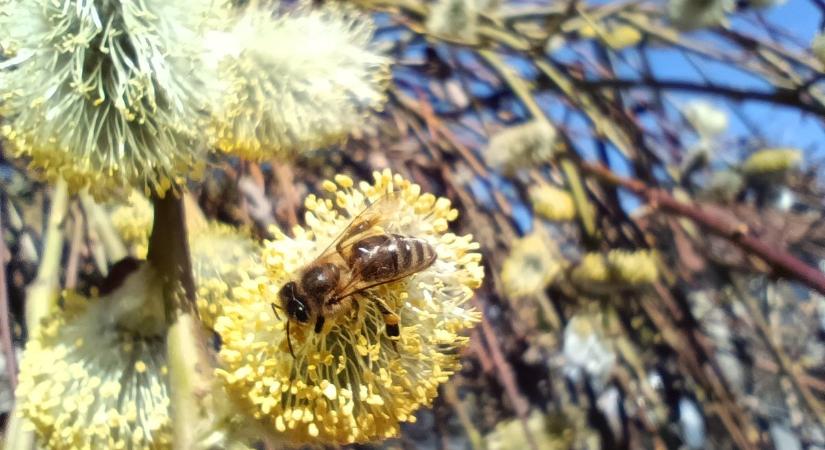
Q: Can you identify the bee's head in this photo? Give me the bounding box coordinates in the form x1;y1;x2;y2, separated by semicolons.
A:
279;281;310;324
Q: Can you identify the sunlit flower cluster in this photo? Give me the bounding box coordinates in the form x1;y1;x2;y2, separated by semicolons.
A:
192;223;264;330
0;0;227;197
110;191;154;258
15;266;171;449
683;100;728;138
486;410;574;450
426;0;480;44
530;184;576;222
484;120;558;174
577;21;643;50
569;250;659;295
500;231;561;298
214;170;483;444
667;0;733;30
741;148;802;177
210;3;390;160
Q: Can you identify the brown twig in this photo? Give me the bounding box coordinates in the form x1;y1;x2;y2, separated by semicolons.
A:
64;204;84;290
0;204;17;388
728;277;825;425
578;161;825;296
474;296;538;450
574;78;825;117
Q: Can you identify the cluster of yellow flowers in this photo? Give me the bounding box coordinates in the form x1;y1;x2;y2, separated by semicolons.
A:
530;184;577;222
215;170;483;444
0;0;227;197
741;148;802;178
110;192;154;258
569;250;660;295
500;230;561;298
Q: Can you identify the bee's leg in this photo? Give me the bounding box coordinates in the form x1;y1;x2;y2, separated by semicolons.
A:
353;297;362;320
286;320;296;359
314;316;325;333
374;301;400;339
270;303;281;320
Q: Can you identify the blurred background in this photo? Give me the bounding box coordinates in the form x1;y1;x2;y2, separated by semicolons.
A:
3;0;825;448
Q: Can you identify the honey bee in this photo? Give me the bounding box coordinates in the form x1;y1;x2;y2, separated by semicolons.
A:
274;192;437;357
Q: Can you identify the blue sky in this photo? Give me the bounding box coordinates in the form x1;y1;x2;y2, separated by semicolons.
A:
388;1;825;232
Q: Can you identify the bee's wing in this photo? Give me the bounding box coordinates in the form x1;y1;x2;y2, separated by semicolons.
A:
332;266;426;304
313;191;402;263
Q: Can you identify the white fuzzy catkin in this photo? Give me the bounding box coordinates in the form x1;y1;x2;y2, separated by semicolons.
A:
667;0;734;30
0;0;228;197
426;0;480;44
683;100;728;137
210;3;390;160
484;120;558;174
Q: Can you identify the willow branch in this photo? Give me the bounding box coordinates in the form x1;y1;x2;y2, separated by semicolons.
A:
25;179;69;332
575;78;825;117
578;161;825;296
0;201;17;389
79;193;128;264
729;278;825;425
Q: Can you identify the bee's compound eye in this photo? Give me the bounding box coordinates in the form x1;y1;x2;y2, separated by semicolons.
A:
289;300;310;323
280;281;310;323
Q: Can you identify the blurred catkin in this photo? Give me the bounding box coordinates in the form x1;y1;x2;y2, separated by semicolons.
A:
741;148;802;178
683;100;728;138
500;230;561;298
569;250;659;295
209;2;390;160
484;120;558;174
426;0;480;44
667;0;733;30
530;184;576;222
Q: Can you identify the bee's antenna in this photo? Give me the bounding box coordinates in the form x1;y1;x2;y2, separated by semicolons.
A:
270;303;282;320
286;319;296;359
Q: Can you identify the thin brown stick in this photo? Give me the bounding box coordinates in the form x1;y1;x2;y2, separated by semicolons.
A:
474;296;538;450
575;78;825;117
730;278;825;425
578;161;825;296
0;204;17;388
64;205;84;290
272;161;299;229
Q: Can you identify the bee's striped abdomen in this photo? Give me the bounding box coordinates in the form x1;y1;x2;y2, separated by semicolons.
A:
350;234;436;283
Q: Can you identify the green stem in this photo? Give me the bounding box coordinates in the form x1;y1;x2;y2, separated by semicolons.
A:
4;179;69;450
146;193;214;449
25;179;68;332
79;193;128;264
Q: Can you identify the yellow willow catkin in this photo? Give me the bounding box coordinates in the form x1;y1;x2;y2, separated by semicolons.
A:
215;170;483;444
